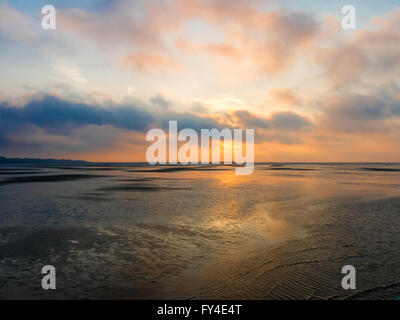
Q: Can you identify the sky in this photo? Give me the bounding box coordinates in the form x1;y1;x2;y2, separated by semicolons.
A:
1;0;400;162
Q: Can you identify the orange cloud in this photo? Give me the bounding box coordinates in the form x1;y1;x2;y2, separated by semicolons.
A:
122;53;183;72
57;0;320;77
268;88;301;107
312;8;400;88
176;2;320;76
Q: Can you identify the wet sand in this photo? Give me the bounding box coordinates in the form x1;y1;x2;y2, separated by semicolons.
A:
0;163;400;299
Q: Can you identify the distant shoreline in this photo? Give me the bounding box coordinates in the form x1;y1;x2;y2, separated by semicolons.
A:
0;156;88;165
1;156;399;165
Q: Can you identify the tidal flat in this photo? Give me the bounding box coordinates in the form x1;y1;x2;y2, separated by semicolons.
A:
0;163;399;299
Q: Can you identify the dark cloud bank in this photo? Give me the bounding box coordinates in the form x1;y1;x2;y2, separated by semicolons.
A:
0;95;225;154
3;91;397;156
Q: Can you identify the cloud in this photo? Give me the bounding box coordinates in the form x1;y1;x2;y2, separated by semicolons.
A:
0;3;38;44
58;6;167;49
257;132;304;145
0;93;319;158
175;2;320;75
4;89;400;160
150;94;171;109
0;94;222;154
55;0;320;77
269;111;312;131
314;8;400;88
52;59;88;84
122;52;183;72
228;110;312;132
314;44;369;87
0;95;154;135
1;124;132;157
320;91;400;133
158;112;221;133
222;109;313;145
268;88;302;107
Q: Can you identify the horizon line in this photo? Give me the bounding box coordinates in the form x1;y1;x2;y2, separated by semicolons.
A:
1;156;400;165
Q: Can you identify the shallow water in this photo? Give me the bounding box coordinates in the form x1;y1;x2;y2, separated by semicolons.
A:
0;163;400;299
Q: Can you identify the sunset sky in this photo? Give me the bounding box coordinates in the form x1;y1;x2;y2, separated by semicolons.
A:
1;0;400;162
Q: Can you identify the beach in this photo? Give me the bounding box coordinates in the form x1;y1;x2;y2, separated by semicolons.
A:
0;163;400;299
